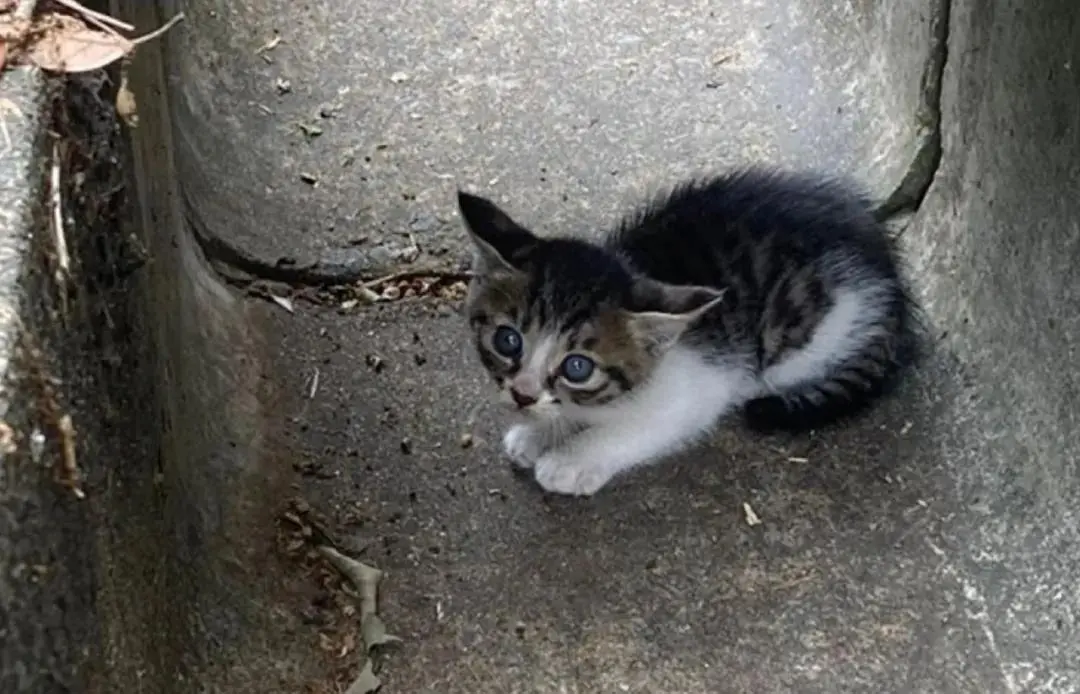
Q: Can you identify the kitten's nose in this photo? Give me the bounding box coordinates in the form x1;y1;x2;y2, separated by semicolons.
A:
510;388;537;408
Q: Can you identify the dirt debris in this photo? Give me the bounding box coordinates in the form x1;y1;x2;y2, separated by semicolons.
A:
279;497;401;693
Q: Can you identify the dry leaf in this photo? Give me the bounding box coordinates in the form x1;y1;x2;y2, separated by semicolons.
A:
361;613;402;652
115;74;138;128
355;286;381;304
742;502;762;526
26;15;133;73
345;660;381;694
270;294;295;313
338;630;357;658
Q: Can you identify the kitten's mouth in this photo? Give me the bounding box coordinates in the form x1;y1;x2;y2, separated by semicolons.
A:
499;397;560;420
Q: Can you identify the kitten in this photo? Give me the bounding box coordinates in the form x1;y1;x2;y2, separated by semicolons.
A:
457;168;918;496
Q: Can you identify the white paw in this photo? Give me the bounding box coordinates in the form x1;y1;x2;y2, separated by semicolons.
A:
502;424;547;469
534;453;613;497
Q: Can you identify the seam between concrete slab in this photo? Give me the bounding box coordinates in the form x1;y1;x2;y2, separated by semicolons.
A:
874;0;952;223
180;183;394;286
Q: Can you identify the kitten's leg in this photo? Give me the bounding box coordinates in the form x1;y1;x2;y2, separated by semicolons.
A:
534;386;740;496
502;417;580;469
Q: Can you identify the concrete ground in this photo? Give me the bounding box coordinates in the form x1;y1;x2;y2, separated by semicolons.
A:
261;300;1005;693
6;0;1064;692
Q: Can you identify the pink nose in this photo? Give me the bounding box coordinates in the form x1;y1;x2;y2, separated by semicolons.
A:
510;389;537;408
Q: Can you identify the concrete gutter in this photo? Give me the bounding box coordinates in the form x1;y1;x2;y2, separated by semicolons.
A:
1;0;1079;692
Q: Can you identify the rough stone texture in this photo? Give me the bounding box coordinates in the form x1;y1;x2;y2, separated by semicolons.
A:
0;67;99;694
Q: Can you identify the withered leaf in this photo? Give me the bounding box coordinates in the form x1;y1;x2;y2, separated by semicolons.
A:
345;660;381;694
26;15;132;74
361;613;402;652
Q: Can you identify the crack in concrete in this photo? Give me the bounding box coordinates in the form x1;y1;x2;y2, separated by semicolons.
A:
874;0;952;223
181;184;416;286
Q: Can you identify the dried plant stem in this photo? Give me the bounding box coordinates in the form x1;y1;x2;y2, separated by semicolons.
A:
362;268;473;289
131;12;184;46
51;0;135;32
14;0;39;21
317;545;382;619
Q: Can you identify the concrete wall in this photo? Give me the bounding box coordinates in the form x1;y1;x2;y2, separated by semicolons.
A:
902;3;1080;680
0;69;102;694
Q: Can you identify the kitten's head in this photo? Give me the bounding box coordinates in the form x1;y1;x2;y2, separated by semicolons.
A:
457;191;725;419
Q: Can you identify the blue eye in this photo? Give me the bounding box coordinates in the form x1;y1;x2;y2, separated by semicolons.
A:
492;325;523;358
560;354;595;383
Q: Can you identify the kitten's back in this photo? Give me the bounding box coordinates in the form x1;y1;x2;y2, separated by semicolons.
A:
609;168;918;432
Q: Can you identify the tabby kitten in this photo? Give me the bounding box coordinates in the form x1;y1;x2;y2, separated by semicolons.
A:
458;168;917;496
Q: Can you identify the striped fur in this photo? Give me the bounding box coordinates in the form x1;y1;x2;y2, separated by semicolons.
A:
458;167;920;495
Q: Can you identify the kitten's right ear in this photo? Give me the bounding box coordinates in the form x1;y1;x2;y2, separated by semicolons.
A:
625;279;727;354
457;191;539;275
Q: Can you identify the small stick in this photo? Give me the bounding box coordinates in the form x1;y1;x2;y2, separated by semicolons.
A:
49;144;70;279
57;414;84;499
362;268;473;289
318;545;382;619
0;98;25;151
51;0;136;32
131;12;184;46
256;35;282;54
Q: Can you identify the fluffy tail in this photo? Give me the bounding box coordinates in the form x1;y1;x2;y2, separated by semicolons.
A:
743;294;923;434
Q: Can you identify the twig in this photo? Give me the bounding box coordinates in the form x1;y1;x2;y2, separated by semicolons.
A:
0;98;25;151
49;143;70;280
362;268;473;289
57;414;83;498
318;545;382;619
307;366;320;399
256;35;282;54
51;0;135;32
131;11;184;46
14;0;39;21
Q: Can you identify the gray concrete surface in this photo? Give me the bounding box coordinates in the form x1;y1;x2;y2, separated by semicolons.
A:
262;300;1008;693
2;0;1079;691
168;0;944;278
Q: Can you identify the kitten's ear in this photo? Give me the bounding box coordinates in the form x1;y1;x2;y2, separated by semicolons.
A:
457;191;539;275
625;279;727;352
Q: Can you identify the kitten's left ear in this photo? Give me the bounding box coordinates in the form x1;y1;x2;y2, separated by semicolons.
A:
457;191;539;275
625;279;727;353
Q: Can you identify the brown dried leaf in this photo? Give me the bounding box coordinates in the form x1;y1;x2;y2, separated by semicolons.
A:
115;76;138;127
338;630;357;658
345;660;381;694
361;613;402;652
25;15;132;73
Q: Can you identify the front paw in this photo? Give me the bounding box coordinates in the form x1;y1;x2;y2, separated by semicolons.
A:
502;424;548;469
534;453;613;497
